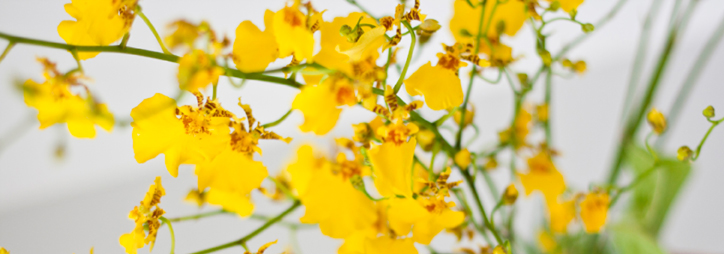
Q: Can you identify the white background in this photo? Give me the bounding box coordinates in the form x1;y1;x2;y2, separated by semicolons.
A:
1;0;723;253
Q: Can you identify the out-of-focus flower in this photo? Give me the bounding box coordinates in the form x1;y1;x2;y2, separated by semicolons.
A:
58;0;138;59
119;177;166;254
580;192;610;233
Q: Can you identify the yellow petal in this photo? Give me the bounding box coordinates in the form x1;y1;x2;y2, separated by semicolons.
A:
450;0;527;44
338;26;387;62
411;205;465;244
404;62;463;111
177;50;224;91
368;138;417;198
119;226;145;254
196;149;268;194
273;6;315;61
233;16;279;72
364;236;418;254
547;199;575;233
580;192;610;233
387;197;428;236
292;83;342;135
57;0;129;60
206;188;255;217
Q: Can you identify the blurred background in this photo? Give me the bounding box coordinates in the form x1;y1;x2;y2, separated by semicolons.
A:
1;0;723;253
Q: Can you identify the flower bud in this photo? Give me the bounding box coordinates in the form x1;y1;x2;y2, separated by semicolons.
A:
646;108;667;135
418;19;441;44
677;146;693;161
703;105;715;119
581;23;594;33
417;129;436;152
502;184;518;205
548;1;561;11
454;148;472;169
493;245;507;254
485;156;498;170
453;106;475;127
539;50;552;67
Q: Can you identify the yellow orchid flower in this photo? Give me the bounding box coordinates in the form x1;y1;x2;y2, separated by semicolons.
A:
119;177;166;254
195;150;267;216
287;145;377;239
580;192;610;233
130;93;230;177
22;58;114;138
292;77;356;135
272;4;317;61
177;49;224;92
546;198;575;233
368;138;417;198
58;0;137;59
450;0;527;45
233;10;279;73
518;151;566;202
388;196;465;244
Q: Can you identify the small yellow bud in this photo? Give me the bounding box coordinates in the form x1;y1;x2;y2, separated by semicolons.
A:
493;245;507;254
548;1;561;11
455;149;472;169
539;50;552;67
417;129;437;152
502;184;519;205
581;23;595;33
573;60;587;73
561;59;573;68
646;108;667;135
703;105;715;119
517;73;529;86
485;156;498;170
453;106;475;127
677;146;694;161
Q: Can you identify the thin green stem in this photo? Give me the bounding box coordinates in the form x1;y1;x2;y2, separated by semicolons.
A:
607;25;679;185
261;109;293;128
211;80;218;100
482;0;500;37
137;9;171;55
544;68;552;145
191;200;302;254
663;14;724;146
620;0;664;124
120;32;130;49
0;41;15;64
393;21;416;94
609;161;660;207
266;175;297;200
693;118;723;160
455;0;488;150
461;168;503;244
167;210;228;222
70;49;83;73
0;32;302;89
478;67;503;84
502;68;520;95
159;217;176;254
452;188;494;245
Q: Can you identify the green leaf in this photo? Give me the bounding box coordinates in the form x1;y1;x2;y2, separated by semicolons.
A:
609;222;667;254
624;144;692;238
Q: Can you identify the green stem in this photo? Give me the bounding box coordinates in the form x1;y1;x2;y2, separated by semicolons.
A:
544;68;552;145
137;9;171;55
211;80;218;100
693;118;723;160
663;15;724;146
70;49;83;73
609;161;660;207
461;168;503;244
261;109;293;128
0;41;15;64
191;200;302;254
120;32;131;49
167;210;228;222
393;21;416;94
0;32;302;89
502;68;520;95
620;0;664;123
452;188;494;245
478;67;503;84
455;0;488;150
606;25;678;185
159;217;176;254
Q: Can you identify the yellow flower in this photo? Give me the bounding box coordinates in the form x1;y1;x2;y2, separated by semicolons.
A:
547;198;575;233
177;49;224;91
195;149;267;216
548;0;585;13
233;10;279;73
377;120;419;146
23;58;114;138
292;77;356;135
119;177;166;254
273;4;317;61
580;192;610;233
368;138;417;198
0;247;9;254
338;201;418;254
450;0;527;43
244;240;278;254
130;93;230;177
404;60;463;111
454;148;472;169
518;151;566;202
287;145;377;239
164;20;203;50
388;196;465;244
58;0;136;59
647;108;667;135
